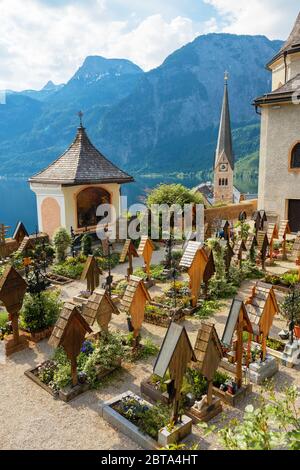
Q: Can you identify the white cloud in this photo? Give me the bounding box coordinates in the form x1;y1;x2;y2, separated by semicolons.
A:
204;0;299;39
0;0;199;90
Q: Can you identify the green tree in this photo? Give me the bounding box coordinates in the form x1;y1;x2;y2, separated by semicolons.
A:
146;184;203;208
53;228;72;262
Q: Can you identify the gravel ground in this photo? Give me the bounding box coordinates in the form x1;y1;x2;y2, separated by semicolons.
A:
0;254;299;450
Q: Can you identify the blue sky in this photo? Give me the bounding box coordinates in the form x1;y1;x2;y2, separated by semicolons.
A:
0;0;299;90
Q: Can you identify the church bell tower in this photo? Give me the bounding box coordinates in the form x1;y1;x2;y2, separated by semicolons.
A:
214;73;234;204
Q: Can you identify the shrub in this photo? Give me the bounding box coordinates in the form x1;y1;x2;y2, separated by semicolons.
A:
81;234;93;256
208;275;238;299
53;228;72;262
195;300;224;319
280;288;300;325
52;258;85;279
20;290;62;333
133;264;165;281
146;184;203;208
214;386;300;450
139;403;170;440
96;253;120;271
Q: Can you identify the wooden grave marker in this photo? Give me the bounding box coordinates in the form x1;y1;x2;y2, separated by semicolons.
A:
12;221;29;245
0;266;28;354
154;322;196;424
81;255;102;293
137;236;155;279
245;282;279;361
49;302;92;386
203;249;216;299
252;211;261;235
278;220;291;260
257;231;269;270
232;239;247;269
292;233;300;281
120;276;151;349
15;236;35;257
120;239;139;278
245;233;258;263
220;240;234;274
193;321;223;419
259;210;268;231
222;299;253;388
83;288;119;333
266;222;279;262
179;241;208;308
222;220;231;241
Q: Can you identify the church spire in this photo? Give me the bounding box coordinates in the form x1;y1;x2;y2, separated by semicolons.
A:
215;72;234;170
213;73;234;204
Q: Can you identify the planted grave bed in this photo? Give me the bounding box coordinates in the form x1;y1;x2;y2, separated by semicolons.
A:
141;369;230;422
101;392;192;450
144;303;185;328
25;333;125;402
46;273;73;285
19;290;62;343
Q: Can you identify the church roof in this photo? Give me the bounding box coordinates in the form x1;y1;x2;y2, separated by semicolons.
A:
29;126;134;185
267;11;300;68
254;73;300;106
215;78;234;170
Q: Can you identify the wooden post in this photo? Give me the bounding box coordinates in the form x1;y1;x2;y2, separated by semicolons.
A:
236;312;243;389
207;380;213;407
282;234;287;261
261;334;267;362
128;252;133;277
247;334;252;367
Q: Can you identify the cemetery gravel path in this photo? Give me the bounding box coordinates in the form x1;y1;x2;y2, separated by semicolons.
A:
0;271;299;449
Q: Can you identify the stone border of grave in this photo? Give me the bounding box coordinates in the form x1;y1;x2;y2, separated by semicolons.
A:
22;326;54;343
100;391;192;450
25;359;121;402
46;273;73;285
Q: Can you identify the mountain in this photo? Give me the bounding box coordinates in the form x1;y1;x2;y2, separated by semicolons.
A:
0;35;283;187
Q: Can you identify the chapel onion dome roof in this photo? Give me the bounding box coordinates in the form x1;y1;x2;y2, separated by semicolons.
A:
29;125;134;186
267;11;300;69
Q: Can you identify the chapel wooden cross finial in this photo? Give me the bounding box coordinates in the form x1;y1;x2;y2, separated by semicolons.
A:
78;111;84;127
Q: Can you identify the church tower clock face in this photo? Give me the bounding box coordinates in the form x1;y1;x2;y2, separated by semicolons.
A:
219;163;228;172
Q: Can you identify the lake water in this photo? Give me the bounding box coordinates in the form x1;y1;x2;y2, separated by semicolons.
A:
0;175;201;236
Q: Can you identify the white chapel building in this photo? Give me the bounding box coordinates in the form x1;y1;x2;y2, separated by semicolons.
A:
29;122;133;238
